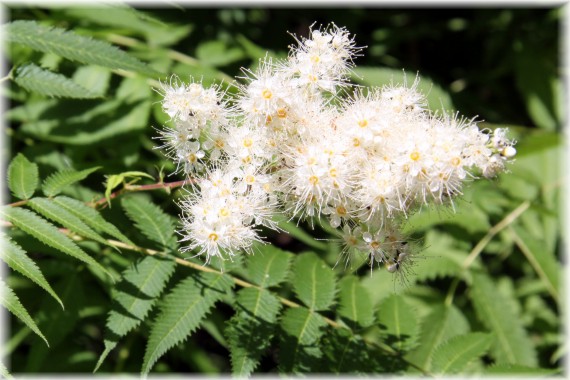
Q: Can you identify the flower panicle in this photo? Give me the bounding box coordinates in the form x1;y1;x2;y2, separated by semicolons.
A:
155;23;517;271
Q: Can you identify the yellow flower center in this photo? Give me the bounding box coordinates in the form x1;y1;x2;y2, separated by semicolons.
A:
188;153;197;163
311;55;320;63
208;233;219;242
358;119;368;128
451;157;461;167
219;208;229;217
243;138;253;148
245;175;255;184
336;205;347;216
262;89;273;99
309;175;319;185
410;151;420;161
329;168;338;177
277;108;287;119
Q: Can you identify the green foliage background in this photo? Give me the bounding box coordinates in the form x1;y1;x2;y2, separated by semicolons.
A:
1;4;564;376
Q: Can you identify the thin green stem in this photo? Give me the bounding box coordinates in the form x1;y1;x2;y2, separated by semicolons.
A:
445;200;531;305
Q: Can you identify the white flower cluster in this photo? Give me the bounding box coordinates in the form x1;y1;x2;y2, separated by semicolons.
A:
156;23;516;272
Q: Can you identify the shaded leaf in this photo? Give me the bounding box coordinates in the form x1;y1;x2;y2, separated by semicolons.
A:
470;271;537;366
14;63;100;98
431;332;493;374
7;153;38;200
377;294;419;352
486;363;560;375
405;304;470;371
0;277;48;346
94;255;176;372
510;224;559;303
141;272;233;375
337;275;374;328
227;288;281;376
0;234;63;308
279;306;327;373
4;20;159;76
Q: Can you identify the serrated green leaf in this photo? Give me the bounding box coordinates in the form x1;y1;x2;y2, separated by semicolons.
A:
0;361;12;379
42;167;100;197
470;271;537;366
321;328;378;373
377;294;420;352
7;153;38;200
142;272;233;375
53;196;134;246
510;224;559;303
105;171;154;205
4;20;159;76
405;304;470;371
431;332;493;374
0;234;63;308
338;275;374;328
121;196;177;250
227;288;281;376
28;197;112;249
0;277;48;346
25;272;85;371
279;306;327;373
14;63;100;99
486;363;560;375
72;65;111;97
292;252;336;311
94;256;176;372
247;245;292;288
1;207;114;281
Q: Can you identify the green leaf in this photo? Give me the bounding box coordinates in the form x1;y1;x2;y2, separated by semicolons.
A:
291;252;336;311
121;196;177;249
94;256;176;372
510;224;560;303
337;275;374;328
4;20;159;76
321;328;378;373
142;272;233;375
377;294;420;352
42;167;100;197
72;65;111;97
0;277;48;346
195;40;245;67
514;48;560;130
405;303;470;371
486;363;560;375
7;153;39;200
0;234;63;308
28;197;112;248
53;196;134;246
1;207;114;281
247;245;292;288
14;63;101;99
431;332;493;374
352;66;454;112
227;288;281;376
470;271;537;366
105;171;154;205
272;215;327;250
279;306;327;373
0;361;13;379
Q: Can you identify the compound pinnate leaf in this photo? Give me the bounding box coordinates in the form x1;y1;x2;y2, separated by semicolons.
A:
431;332;493;374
